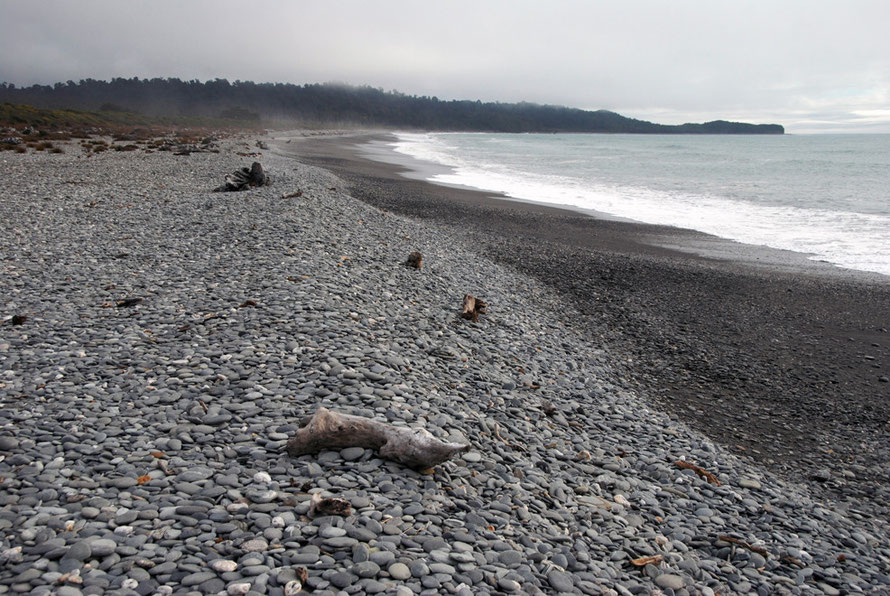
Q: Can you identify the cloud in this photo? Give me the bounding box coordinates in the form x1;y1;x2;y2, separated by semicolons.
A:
2;0;890;132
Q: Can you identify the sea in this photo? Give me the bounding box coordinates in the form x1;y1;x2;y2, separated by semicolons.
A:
380;132;890;277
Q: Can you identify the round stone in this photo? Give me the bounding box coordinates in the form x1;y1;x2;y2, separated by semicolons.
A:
655;574;686;590
548;570;574;592
330;571;358;589
64;541;91;561
212;560;238;573
227;583;251;595
739;478;762;489
340;447;365;461
241;538;268;552
89;539;117;557
498;578;521;592
388;562;411;580
351;560;380;578
498;550;522;566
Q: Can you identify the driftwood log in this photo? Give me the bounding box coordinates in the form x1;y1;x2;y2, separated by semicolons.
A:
405;251;423;269
213;161;268;192
286;407;469;470
461;294;487;322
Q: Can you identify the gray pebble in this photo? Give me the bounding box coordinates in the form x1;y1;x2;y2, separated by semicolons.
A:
655;573;686;590
388;562;411;580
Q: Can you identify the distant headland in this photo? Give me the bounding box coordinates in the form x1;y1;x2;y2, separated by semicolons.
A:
0;78;784;134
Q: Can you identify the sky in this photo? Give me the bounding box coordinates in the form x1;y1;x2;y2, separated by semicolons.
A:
2;0;889;133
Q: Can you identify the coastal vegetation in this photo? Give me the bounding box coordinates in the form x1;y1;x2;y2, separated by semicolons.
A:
0;102;261;155
0;78;784;134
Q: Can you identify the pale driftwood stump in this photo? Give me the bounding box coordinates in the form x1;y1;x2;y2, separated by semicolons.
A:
286;407;469;470
214;161;268;192
461;294;487;322
405;251;423;269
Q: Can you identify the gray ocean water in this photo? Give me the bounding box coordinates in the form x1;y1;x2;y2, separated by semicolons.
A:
390;132;890;276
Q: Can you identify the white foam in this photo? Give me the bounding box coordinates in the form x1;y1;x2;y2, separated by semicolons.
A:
392;133;890;276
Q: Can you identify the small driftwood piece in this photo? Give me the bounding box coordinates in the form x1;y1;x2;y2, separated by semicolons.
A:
286;407;469;470
116;297;143;308
461;294;487;322
214;161;268;192
629;554;664;567
308;493;352;517
675;460;721;486
717;535;769;557
405;251;423;269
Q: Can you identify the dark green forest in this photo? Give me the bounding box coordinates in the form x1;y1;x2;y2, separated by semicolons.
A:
0;78;784;134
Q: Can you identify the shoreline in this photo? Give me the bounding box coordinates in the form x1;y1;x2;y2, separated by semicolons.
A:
276;131;890;519
279;130;890;281
346;131;890;281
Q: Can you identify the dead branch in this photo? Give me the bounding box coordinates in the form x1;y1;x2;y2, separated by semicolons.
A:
718;535;769;557
675;460;721;486
286;407;469;470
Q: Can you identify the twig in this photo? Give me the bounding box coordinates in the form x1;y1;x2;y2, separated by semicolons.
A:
718;535;769;557
675;461;721;486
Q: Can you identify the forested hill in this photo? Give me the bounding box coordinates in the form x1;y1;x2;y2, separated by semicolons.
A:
0;78;784;134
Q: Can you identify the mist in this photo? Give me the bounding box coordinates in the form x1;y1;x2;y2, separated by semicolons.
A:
2;0;889;132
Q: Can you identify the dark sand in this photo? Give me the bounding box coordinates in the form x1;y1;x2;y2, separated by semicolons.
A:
276;132;890;518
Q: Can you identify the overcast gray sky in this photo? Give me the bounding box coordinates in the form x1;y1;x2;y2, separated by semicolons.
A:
2;0;888;133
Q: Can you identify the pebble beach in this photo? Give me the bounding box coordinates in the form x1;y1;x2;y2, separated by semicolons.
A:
1;134;889;595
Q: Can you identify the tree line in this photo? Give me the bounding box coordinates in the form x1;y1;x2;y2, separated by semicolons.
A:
0;78;784;134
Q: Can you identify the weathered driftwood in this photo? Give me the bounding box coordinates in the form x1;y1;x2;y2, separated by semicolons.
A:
630;554;664;567
286;407;469;470
405;251;423;269
461;294;487;322
214;161;268;192
675;460;721;485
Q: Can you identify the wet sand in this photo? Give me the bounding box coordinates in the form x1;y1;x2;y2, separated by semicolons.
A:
274;131;890;518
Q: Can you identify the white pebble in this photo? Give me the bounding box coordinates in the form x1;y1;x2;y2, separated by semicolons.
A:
228;583;252;595
122;578;139;589
284;580;303;595
212;559;238;572
253;471;272;483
